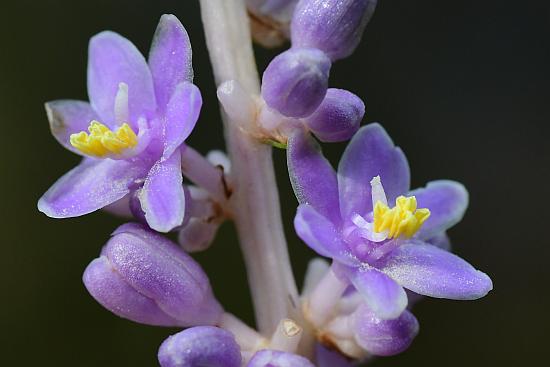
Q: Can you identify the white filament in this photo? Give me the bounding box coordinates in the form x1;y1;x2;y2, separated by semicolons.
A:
370;175;388;207
114;82;129;125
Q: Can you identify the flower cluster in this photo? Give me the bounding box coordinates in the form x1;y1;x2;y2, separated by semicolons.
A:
38;1;492;366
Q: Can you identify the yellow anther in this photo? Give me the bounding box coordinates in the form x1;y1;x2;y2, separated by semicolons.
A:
70;121;138;157
373;196;430;239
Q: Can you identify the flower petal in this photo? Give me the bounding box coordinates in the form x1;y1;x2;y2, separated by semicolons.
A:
338;123;410;221
38;158;147;218
409;180;469;239
45;100;99;154
294;205;357;266
288;129;341;225
88;31;156;125
158;327;241;367
377;241;493;300
83;256;183;326
139;152;185;232
316;344;355;367
102;228;223;326
427;232;452;251
349;266;408;320
148;14;194;111
248;350;315;367
353;303;419;356
163;82;202;159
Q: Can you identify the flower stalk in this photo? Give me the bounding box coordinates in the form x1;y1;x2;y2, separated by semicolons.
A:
199;0;300;336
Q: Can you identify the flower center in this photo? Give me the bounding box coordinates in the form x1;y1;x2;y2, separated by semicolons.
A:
70;121;138;157
373;196;430;239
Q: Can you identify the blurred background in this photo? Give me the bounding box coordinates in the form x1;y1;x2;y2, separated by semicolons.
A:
1;0;548;365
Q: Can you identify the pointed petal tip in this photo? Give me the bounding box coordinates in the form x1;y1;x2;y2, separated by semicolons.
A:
379;242;493;301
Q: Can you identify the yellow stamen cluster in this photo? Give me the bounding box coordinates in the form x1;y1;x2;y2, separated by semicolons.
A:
373;196;431;239
70;121;138;157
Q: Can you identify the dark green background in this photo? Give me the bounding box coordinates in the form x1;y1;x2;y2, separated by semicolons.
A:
1;0;548;365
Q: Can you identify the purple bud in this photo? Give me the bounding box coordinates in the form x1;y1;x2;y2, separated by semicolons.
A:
83;223;223;327
247;0;297;21
178;217;221;253
158;326;242;367
315;344;355;367
353;304;419;356
247;350;315;367
291;0;378;61
304;88;364;142
261;48;331;118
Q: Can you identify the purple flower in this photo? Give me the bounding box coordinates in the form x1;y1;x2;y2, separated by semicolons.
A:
303;88;364;142
83;223;223;327
315;344;355;367
248;350;315;367
292;0;378;61
261;48;331;118
158;326;242;367
288;123;492;320
353;303;419;356
38;14;201;232
247;0;298;21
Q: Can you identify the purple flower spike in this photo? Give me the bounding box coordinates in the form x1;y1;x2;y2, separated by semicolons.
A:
158;326;242;367
38;14;201;232
289;124;492;320
292;0;378;61
304;88;364;142
353;304;419;356
261;48;331;118
247;350;315;367
83;223;223;327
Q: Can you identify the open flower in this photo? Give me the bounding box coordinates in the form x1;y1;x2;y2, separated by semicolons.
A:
38;14;201;232
288;123;492;320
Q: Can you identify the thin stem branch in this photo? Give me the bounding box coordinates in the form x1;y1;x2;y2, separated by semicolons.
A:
198;0;300;335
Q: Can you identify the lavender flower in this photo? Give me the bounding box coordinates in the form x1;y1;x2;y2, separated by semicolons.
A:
292;0;378;61
303;88;364;142
83;223;223;327
289;123;493;320
248;350;315;366
301;258;419;359
353;303;419;356
261;48;331;118
158;326;242;367
247;0;297;21
316;344;355;367
38;15;200;232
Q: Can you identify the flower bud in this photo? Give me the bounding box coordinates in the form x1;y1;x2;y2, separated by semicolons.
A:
158;326;242;367
352;303;419;356
247;1;298;48
247;0;297;22
178;217;221;253
83;223;223;327
247;350;315;367
315;344;355;367
304;88;364;142
261;48;331;118
291;0;378;61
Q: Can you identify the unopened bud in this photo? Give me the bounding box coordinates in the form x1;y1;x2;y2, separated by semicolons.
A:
83;223;223;327
261;48;331;118
158;326;242;367
291;0;378;61
304;88;364;142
